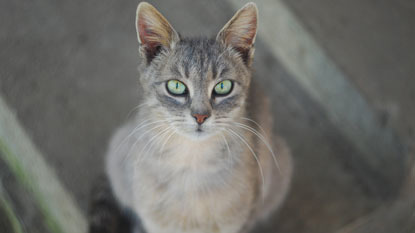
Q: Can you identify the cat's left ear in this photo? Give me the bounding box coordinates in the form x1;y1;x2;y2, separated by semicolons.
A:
217;2;258;66
136;2;180;64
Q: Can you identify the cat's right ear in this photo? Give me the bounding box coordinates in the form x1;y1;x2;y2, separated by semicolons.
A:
136;2;179;64
217;2;258;66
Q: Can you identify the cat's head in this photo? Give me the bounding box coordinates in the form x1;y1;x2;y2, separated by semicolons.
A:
136;2;257;140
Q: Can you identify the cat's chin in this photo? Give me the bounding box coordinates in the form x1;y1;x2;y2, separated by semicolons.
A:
179;129;215;141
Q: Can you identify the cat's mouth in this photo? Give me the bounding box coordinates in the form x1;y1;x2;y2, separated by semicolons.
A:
181;125;212;140
176;123;214;140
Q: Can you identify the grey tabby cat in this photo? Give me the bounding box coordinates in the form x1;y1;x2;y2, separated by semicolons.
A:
106;2;292;233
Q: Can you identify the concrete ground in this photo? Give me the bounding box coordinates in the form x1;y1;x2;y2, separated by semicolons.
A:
0;0;413;232
285;0;415;150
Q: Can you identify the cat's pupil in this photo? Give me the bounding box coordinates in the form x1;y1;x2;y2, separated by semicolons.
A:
221;82;224;89
176;82;178;89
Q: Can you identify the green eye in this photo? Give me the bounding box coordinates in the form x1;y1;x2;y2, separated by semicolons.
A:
167;80;187;95
214;80;233;95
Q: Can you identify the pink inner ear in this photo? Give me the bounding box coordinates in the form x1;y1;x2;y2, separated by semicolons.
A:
245;16;257;46
235;12;257;47
224;10;257;49
138;15;160;49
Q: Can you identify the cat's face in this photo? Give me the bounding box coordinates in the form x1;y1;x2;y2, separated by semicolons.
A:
136;2;257;140
141;39;251;139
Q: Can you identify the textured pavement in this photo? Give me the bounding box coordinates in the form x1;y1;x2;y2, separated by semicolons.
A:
0;0;413;232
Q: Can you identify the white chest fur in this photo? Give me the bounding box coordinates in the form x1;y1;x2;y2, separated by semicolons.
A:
131;133;256;233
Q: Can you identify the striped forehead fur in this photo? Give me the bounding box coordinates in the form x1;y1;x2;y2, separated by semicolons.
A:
140;37;251;84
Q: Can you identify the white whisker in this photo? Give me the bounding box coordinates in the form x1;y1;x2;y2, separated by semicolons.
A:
220;132;232;166
115;118;153;153
117;117;183;156
232;122;281;173
124;123;166;162
126;102;150;120
135;126;174;166
159;129;176;155
116;117;180;151
226;128;265;202
240;117;267;135
157;129;176;164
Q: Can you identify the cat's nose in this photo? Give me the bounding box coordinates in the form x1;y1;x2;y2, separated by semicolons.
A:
192;113;210;125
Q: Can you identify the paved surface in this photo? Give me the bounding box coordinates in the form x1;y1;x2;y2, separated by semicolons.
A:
0;0;141;212
285;0;415;148
0;0;413;232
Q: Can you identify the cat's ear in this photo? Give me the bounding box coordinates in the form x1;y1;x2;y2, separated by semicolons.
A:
217;2;258;65
136;2;180;64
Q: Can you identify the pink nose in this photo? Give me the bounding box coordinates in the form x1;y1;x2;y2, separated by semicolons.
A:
192;114;209;124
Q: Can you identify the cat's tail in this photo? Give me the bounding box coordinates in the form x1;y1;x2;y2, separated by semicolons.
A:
88;175;134;233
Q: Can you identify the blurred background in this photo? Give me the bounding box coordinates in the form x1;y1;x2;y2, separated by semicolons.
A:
0;0;414;232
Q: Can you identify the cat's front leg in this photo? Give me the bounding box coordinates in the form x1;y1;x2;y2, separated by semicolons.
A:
141;219;243;233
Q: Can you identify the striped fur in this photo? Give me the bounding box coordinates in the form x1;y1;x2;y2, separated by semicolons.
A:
106;2;292;233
